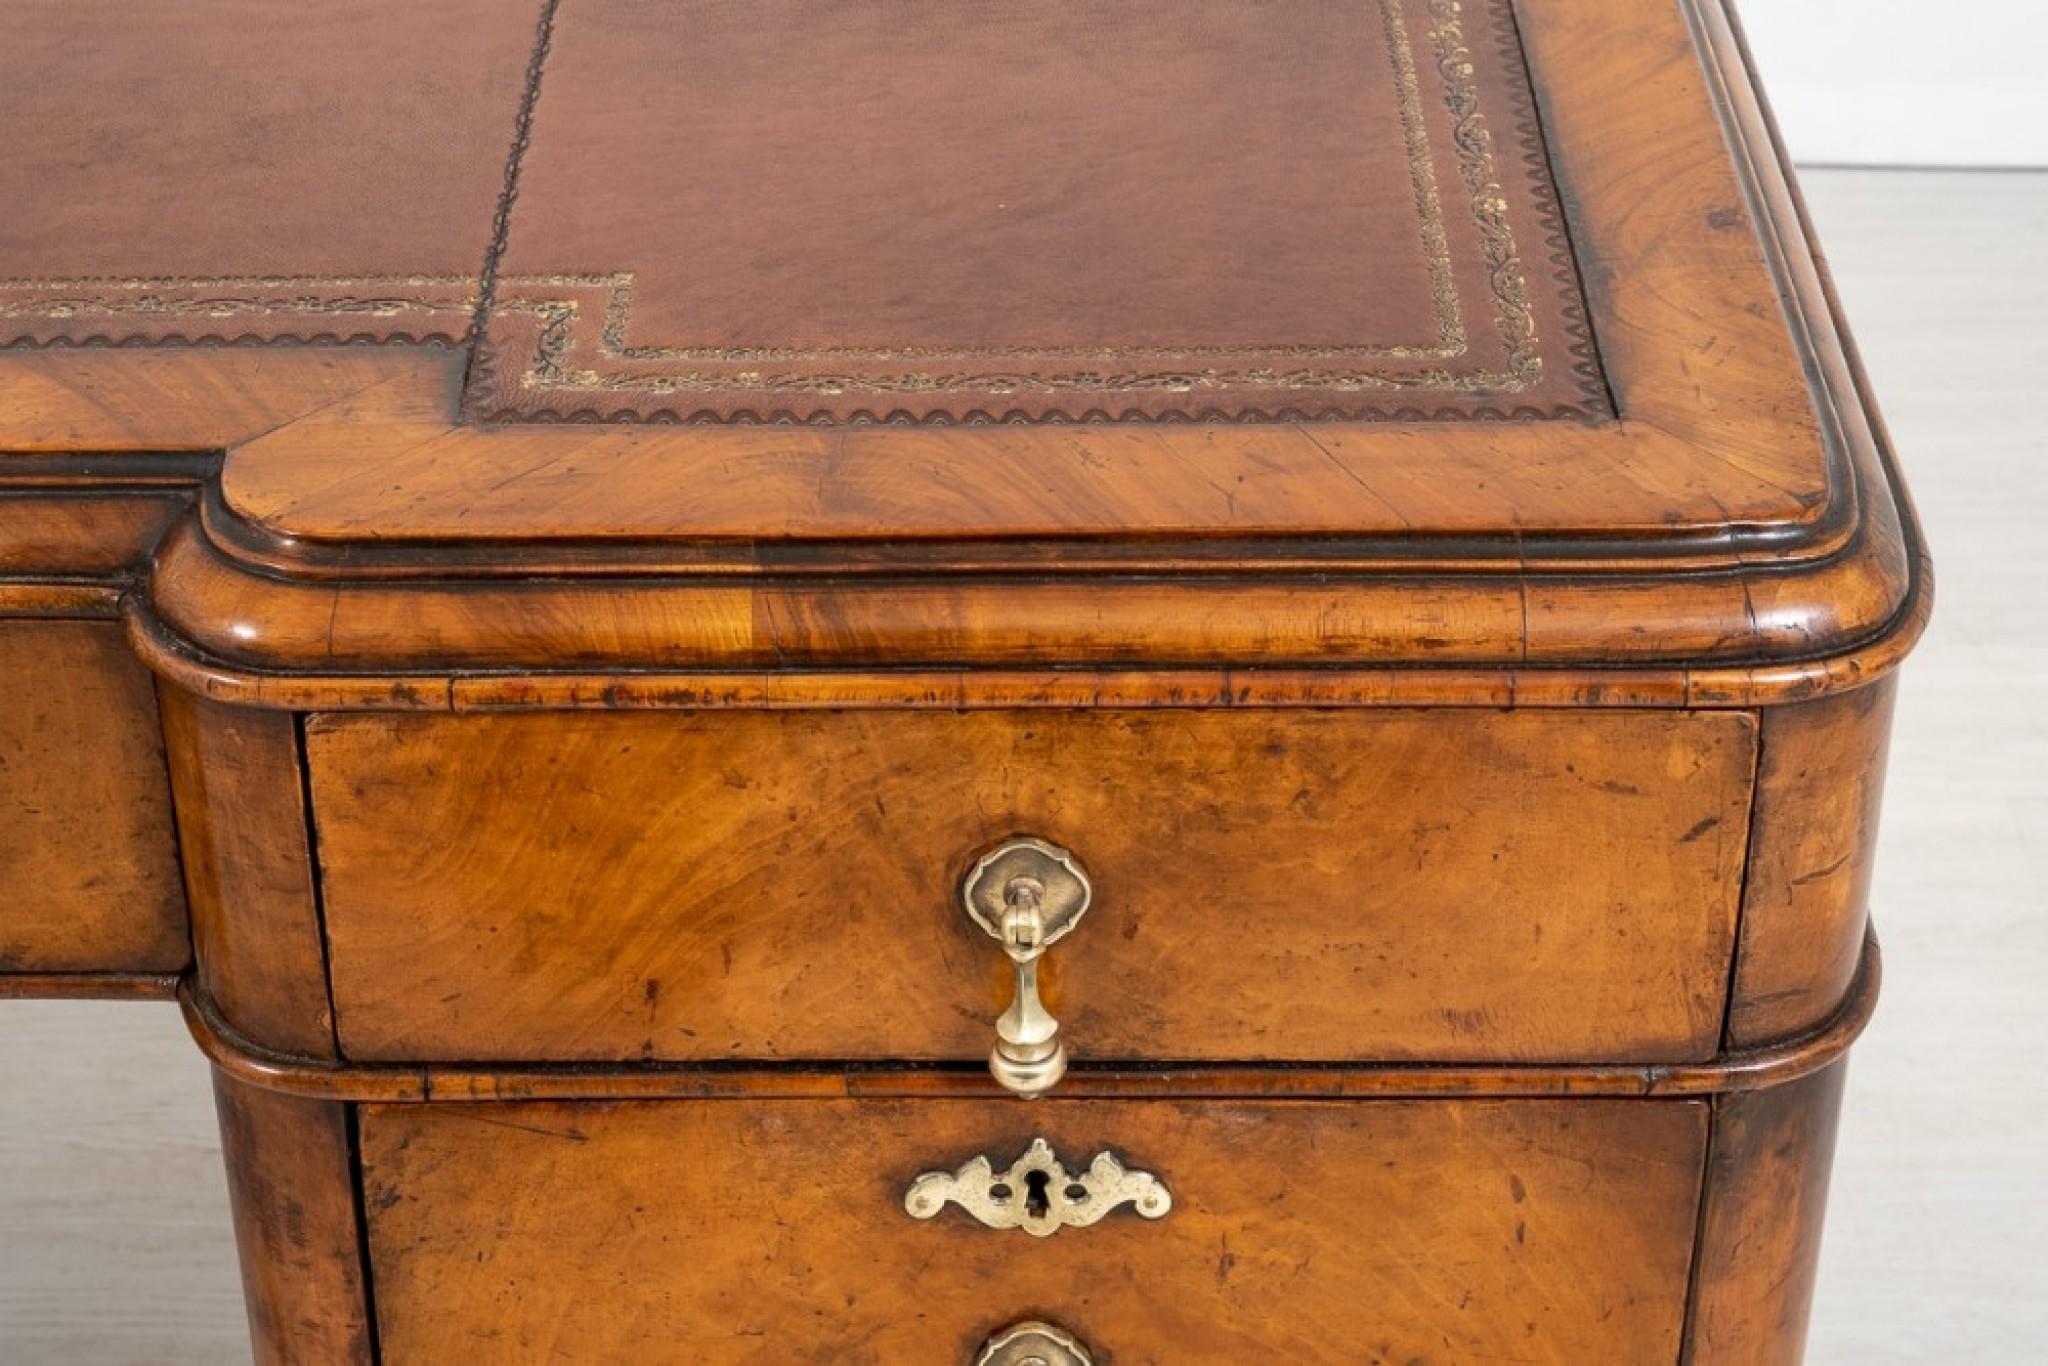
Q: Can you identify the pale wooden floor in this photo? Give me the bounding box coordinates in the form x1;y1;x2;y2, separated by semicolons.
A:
2;169;2044;1363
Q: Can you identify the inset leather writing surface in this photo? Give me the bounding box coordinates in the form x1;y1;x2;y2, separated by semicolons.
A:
0;0;540;346
472;0;1605;422
0;0;1925;704
192;0;1853;566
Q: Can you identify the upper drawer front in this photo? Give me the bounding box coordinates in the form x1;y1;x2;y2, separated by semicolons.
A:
0;620;186;976
311;708;1754;1065
360;1096;1708;1364
311;712;1753;1064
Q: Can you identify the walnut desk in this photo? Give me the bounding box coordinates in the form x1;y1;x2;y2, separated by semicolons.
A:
0;1;1927;1362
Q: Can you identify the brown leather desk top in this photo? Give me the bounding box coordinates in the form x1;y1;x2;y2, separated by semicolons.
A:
1;0;1924;714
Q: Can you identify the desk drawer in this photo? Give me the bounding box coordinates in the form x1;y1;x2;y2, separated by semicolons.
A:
359;1096;1706;1363
0;620;185;977
311;708;1753;1065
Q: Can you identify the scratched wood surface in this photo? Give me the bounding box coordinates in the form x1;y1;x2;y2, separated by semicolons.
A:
1688;1063;1849;1364
361;1096;1708;1364
211;1074;371;1365
309;707;1756;1065
0;0;1905;709
159;692;334;1058
0;621;185;976
0;168;2016;1365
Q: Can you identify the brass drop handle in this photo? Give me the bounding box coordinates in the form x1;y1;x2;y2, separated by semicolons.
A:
961;837;1091;1098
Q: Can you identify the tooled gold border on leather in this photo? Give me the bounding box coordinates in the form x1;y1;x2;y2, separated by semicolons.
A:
0;275;477;347
470;0;1608;425
0;2;1605;425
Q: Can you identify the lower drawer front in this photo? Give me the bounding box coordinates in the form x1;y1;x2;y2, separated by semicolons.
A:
360;1098;1708;1364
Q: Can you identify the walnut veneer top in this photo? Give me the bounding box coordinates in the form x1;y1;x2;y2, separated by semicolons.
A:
0;0;1927;704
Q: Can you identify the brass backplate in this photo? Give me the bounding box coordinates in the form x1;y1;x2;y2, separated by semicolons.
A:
977;1320;1093;1365
961;837;1091;949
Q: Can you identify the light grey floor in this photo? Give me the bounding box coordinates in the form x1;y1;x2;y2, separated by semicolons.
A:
2;169;2045;1363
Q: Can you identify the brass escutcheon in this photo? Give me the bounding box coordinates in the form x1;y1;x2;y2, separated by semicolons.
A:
904;1136;1171;1238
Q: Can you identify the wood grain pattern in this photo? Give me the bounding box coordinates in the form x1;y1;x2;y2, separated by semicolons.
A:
1685;1062;1849;1365
179;933;1878;1107
0;970;178;1000
1;0;1855;548
0;620;185;975
309;708;1755;1065
211;1071;372;1366
160;689;334;1057
221;372;1838;549
1730;682;1898;1046
141;502;1915;687
0;162;1983;1366
0;492;189;578
232;0;1833;538
149;511;1898;678
362;1096;1708;1364
0;2;1932;1360
113;0;1923;709
0;0;1925;717
0;349;450;453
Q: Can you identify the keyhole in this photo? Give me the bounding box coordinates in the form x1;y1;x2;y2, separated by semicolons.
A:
1023;1168;1053;1220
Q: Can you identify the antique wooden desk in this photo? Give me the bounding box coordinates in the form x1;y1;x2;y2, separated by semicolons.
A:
1;1;1927;1361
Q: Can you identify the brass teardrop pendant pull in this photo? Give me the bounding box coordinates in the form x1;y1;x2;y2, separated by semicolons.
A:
960;837;1092;1098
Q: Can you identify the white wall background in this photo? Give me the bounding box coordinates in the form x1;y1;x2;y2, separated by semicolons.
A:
1736;0;2048;166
